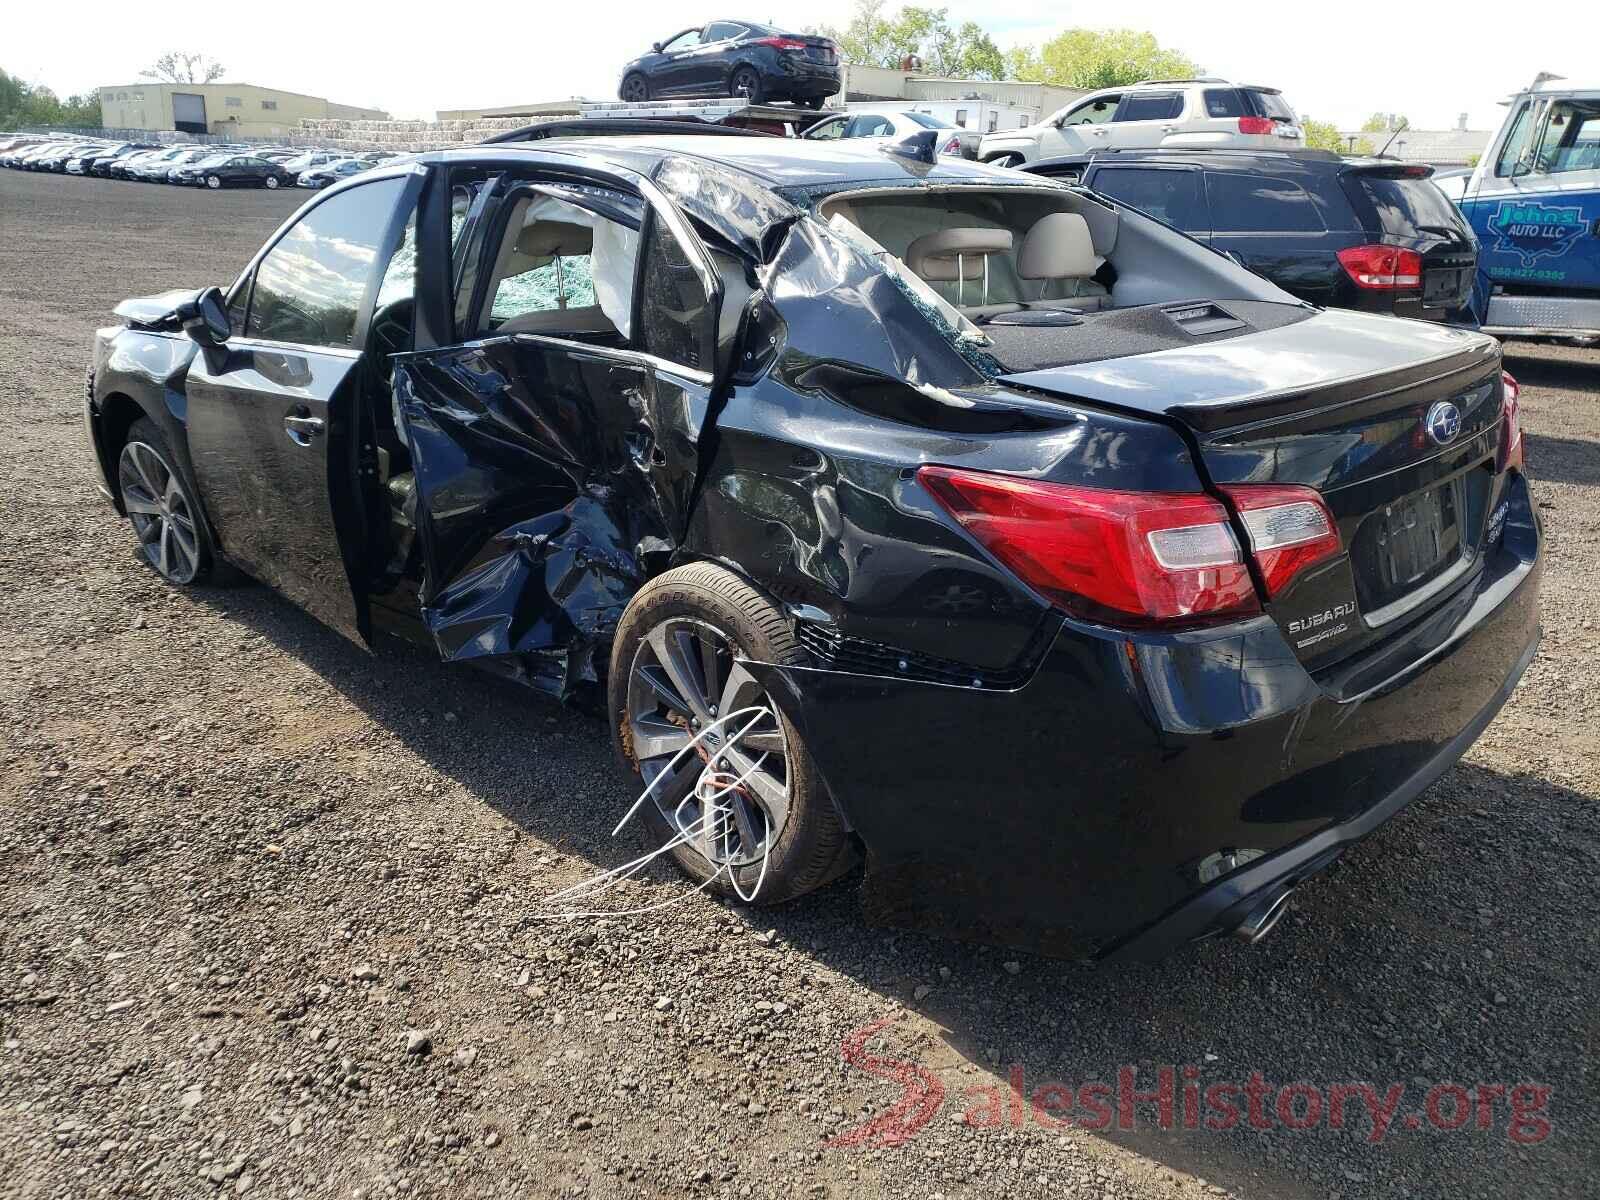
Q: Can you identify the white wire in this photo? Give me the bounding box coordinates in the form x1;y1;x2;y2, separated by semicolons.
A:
533;701;781;920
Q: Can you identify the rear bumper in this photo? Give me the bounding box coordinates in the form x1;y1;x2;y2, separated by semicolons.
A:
750;473;1542;960
1485;292;1600;339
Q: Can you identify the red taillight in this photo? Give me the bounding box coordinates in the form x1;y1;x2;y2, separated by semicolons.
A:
755;36;809;51
917;466;1259;626
1220;485;1343;599
941;135;962;154
1337;244;1423;290
1498;369;1523;471
1237;116;1275;135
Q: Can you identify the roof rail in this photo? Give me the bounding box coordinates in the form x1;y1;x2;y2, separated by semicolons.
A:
1079;146;1343;162
481;118;772;144
1134;76;1231;86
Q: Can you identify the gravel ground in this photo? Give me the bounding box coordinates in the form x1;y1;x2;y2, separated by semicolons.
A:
0;168;1596;1200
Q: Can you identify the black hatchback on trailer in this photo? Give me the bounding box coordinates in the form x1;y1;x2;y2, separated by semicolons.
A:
82;131;1539;960
1026;148;1480;323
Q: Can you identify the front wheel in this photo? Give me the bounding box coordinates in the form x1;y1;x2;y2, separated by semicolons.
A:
802;95;828;111
609;563;856;904
264;175;279;189
730;68;765;104
205;175;221;189
621;73;650;103
116;418;226;586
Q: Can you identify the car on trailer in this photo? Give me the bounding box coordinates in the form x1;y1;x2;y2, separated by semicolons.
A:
82;125;1540;961
620;19;840;108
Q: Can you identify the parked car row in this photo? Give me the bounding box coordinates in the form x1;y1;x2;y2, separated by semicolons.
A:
0;134;396;190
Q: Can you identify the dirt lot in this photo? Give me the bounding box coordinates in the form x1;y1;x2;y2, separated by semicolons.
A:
0;168;1596;1200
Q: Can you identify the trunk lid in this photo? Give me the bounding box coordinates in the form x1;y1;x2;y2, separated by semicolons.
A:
1000;309;1506;667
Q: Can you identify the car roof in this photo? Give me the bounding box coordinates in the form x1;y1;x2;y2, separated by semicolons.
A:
427;134;1023;190
1032;147;1348;174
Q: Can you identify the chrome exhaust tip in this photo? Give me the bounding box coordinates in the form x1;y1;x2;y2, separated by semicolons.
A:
1233;886;1294;944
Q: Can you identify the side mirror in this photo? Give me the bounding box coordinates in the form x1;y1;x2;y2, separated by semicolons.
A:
179;286;230;347
651;41;663;53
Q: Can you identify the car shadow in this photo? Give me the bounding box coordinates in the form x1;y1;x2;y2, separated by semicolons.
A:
1522;433;1600;487
189;585;1590;1199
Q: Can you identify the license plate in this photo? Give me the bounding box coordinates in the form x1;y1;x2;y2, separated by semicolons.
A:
1373;485;1460;590
1424;269;1464;303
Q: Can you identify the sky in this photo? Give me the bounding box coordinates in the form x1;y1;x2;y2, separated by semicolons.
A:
6;1;1595;131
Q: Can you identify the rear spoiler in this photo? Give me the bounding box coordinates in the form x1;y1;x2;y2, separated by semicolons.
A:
1341;161;1435;179
482;119;773;144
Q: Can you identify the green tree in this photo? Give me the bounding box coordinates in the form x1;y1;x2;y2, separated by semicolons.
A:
1361;112;1408;133
1301;118;1344;153
818;1;1004;79
1005;29;1201;90
0;68;103;130
141;52;225;85
1301;118;1373;155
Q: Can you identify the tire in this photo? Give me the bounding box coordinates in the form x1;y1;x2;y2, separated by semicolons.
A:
730;67;765;104
116;417;230;587
609;563;856;905
205;175;221;189
803;95;828;110
621;73;651;103
264;175;279;189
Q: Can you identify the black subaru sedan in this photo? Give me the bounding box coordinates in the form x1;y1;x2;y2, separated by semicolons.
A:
82;132;1540;961
619;19;839;107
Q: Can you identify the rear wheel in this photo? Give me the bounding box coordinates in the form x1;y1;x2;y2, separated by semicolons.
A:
802;95;828;110
264;175;279;189
205;175;221;189
116;418;225;586
609;563;856;904
731;68;765;104
621;73;651;102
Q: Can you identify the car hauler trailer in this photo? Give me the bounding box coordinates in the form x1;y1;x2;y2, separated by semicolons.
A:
1440;74;1600;344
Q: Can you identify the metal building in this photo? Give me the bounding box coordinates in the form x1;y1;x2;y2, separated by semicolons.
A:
98;83;387;139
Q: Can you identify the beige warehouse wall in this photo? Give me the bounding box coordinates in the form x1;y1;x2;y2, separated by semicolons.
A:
99;82;386;132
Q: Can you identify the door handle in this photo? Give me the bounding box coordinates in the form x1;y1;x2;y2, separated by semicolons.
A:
1162;125;1177;133
284;409;324;446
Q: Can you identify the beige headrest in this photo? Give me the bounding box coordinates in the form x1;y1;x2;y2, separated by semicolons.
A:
906;228;1014;282
1018;212;1102;281
516;220;592;260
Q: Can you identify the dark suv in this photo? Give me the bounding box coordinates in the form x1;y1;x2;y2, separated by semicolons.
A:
1026;149;1479;322
620;20;840;107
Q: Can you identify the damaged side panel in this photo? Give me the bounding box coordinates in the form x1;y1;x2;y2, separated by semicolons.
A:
393;335;709;696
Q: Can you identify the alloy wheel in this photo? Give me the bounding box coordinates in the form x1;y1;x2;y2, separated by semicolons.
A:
626;618;790;868
118;440;201;584
264;175;279;188
206;175;220;189
623;76;650;102
732;69;762;102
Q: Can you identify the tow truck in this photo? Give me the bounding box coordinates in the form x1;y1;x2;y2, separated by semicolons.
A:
1439;74;1600;344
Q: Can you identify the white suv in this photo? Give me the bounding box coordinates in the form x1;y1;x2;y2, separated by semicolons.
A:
979;79;1303;167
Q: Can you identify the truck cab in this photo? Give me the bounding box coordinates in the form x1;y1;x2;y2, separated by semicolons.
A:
1445;75;1600;342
